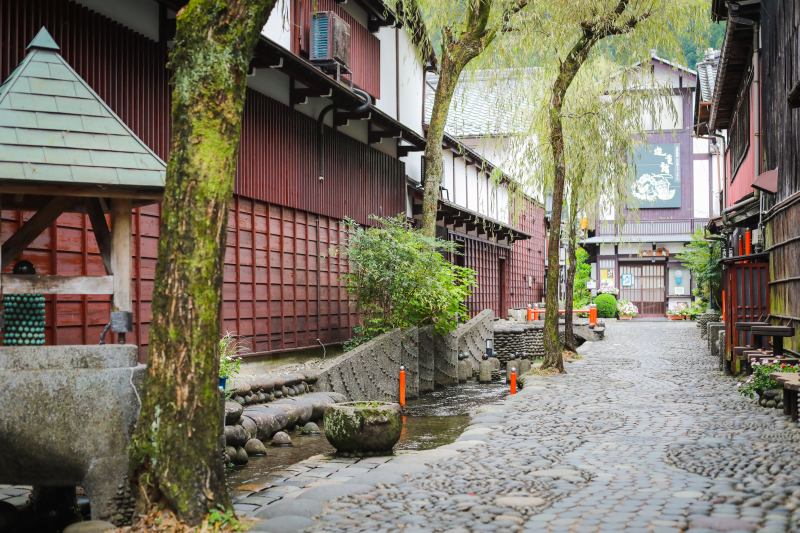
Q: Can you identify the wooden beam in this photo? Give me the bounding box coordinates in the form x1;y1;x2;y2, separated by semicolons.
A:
291;87;333;106
398;145;424;158
334;111;371;127
1;196;75;271
369;130;400;144
1;274;113;295
0;183;162;201
85;198;113;275
111;199;133;315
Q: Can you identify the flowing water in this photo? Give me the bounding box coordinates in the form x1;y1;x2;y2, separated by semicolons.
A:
226;378;509;490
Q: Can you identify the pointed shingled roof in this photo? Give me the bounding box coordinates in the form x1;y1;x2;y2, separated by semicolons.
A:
0;27;166;190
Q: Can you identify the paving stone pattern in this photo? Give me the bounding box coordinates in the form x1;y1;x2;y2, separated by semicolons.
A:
237;321;800;533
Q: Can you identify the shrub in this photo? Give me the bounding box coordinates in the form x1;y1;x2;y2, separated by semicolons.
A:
617;299;638;317
598;286;619;296
330;215;477;347
595;293;617;318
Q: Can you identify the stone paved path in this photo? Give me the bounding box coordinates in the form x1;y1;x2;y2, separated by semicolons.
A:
247;320;800;533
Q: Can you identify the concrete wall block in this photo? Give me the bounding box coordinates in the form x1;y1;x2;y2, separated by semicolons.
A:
418;325;435;392
434;328;459;387
457;309;494;372
401;327;420;400
313;329;402;401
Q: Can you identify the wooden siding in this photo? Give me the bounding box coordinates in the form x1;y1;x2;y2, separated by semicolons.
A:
1;198;355;360
236;87;405;224
507;200;546;308
762;0;800;203
0;0;402;356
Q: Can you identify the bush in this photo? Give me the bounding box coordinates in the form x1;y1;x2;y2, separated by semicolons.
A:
330;215;477;347
738;360;797;399
595;293;617;318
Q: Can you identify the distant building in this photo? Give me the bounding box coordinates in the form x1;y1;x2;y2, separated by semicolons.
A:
581;54;717;317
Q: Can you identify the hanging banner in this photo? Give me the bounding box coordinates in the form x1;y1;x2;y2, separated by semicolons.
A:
628;143;681;209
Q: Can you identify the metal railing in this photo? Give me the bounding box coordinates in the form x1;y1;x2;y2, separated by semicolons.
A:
596;218;709;236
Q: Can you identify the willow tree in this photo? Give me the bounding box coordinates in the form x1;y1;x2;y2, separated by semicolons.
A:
128;0;277;526
506;0;707;372
401;0;534;237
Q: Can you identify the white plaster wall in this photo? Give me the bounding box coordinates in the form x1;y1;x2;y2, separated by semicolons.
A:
711;152;721;216
375;27;398;120
618;243;651;255
262;0;292;50
498;185;509;223
693;159;710;218
454;156;468;206
467;164;479;212
600;244;616;256
80;0;160;41
442;151;455;200
693;137;710;154
397;28;423;136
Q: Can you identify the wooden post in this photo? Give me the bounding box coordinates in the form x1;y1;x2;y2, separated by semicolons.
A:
111;198;132;344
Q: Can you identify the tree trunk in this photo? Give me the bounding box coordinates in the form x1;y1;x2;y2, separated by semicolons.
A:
563;185;580;353
542;34;597;373
128;0;276;526
421;1;495;237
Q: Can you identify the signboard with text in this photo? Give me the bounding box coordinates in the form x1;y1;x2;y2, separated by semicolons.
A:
628;143;681;209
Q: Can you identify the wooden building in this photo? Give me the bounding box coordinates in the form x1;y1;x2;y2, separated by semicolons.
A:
0;0;546;360
697;0;800;356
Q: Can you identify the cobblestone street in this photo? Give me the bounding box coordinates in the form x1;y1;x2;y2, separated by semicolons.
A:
242;321;800;533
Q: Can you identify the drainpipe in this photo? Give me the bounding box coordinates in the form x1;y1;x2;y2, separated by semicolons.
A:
317;88;371;181
721;190;760;224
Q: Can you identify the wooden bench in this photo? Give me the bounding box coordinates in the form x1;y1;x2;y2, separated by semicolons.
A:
770;372;800;421
736;322;769;349
751;325;796;356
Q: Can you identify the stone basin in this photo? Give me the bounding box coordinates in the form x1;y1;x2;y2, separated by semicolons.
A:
323;401;402;454
0;345;144;524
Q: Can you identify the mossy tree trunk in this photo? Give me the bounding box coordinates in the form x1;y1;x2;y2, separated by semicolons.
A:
542;0;646;372
128;0;276;525
421;0;529;237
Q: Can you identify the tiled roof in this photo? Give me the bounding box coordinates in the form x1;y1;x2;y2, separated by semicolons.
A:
696;49;720;103
424;69;536;138
0;27;166;188
581;235;692;244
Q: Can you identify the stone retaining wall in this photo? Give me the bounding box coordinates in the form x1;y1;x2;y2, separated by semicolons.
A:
313;329;402;402
401;327;420;400
418;325;435;393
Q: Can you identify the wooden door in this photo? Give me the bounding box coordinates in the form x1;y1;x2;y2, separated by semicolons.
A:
619;264;666;317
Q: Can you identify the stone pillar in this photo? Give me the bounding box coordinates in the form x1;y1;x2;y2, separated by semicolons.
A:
458;359;470;382
518;359;532;375
479;360;493;383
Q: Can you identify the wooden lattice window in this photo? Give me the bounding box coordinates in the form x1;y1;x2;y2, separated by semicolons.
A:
729;84;750;182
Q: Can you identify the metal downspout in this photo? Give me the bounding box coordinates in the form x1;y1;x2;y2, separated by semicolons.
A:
317;88;371;181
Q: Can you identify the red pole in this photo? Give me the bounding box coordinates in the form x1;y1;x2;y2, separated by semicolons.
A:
399;366;405;407
527;306;532;322
510;367;516;395
533;308;539;321
745;231;751;256
590;306;597;327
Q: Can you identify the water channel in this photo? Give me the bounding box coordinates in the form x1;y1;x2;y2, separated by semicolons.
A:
226;378;510;490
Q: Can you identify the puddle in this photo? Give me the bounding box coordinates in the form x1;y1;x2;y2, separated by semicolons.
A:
226;378;510;490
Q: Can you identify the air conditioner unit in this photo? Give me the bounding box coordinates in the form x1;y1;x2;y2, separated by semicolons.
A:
310;12;351;70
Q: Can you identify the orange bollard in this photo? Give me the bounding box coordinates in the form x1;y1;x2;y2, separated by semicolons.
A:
589;306;597;327
527;306;532;322
399;366;406;407
533;308;539;321
510;367;516;395
745;231;751;256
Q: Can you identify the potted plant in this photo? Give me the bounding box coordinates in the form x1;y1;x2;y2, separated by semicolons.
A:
616;299;638;320
667;302;689;320
323;401;403;456
219;331;243;397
